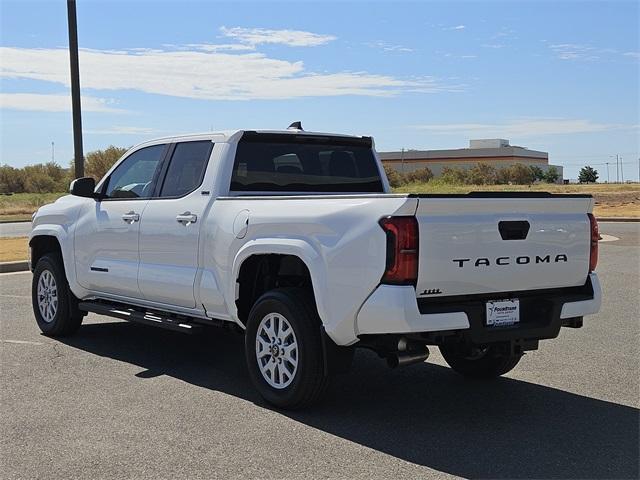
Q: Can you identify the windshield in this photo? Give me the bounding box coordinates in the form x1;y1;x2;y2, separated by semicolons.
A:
231;133;384;193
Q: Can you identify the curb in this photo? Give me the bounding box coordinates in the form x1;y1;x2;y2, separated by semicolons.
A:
597;217;639;222
0;261;29;273
0;219;31;224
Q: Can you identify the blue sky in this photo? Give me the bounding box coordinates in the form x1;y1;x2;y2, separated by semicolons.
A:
1;0;638;180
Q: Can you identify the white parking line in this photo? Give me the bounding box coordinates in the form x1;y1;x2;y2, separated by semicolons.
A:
1;339;44;346
599;234;620;242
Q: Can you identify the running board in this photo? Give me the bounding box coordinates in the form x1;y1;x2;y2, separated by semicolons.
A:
78;301;203;334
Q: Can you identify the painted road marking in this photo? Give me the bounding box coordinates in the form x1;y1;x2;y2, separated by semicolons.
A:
1;339;44;346
599;234;620;242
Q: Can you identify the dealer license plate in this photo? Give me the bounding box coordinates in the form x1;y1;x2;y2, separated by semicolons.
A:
486;299;520;327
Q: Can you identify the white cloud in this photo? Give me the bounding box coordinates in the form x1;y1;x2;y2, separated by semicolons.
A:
366;41;413;53
481;43;504;49
220;26;336;47
411;118;637;137
184;43;255;52
445;25;466;31
443;53;477;59
623;51;640;59
0;46;455;101
0;92;125;112
549;43;601;61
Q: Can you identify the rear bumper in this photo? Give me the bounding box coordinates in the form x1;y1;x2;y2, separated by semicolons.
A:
356;273;601;342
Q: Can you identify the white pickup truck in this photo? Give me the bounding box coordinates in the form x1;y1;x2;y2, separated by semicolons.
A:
30;126;601;408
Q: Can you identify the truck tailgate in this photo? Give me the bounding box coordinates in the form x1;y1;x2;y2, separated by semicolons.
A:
414;194;593;298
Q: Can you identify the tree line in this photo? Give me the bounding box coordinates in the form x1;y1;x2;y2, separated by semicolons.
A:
384;163;561;188
0;145;602;193
0;146;127;194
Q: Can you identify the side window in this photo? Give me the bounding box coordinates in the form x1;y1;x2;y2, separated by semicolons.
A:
104;145;165;199
159;141;212;198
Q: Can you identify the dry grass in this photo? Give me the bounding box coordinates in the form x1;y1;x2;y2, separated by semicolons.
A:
0;236;29;262
0;193;66;221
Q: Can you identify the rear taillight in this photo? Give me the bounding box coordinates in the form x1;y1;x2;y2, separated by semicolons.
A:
379;216;418;285
588;213;599;272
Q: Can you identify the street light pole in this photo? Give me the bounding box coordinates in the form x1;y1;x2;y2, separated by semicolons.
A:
605;162;610;183
67;0;84;179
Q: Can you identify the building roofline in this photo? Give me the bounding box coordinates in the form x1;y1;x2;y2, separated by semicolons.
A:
379;146;548;160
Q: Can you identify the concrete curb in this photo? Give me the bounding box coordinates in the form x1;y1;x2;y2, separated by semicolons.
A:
0;219;31;224
0;261;29;273
597;217;639;222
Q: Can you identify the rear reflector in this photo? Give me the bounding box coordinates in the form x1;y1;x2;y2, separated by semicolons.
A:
588;213;598;272
379;216;419;285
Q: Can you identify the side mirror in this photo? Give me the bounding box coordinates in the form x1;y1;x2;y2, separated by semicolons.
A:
70;177;97;198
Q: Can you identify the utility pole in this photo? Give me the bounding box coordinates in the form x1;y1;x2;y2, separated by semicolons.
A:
51;141;55;163
400;148;405;173
620;156;624;183
616;154;619;183
605;162;610;183
67;0;84;178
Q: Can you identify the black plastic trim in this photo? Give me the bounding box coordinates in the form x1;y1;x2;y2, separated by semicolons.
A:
408;192;592;198
241;131;372;147
415;278;594;345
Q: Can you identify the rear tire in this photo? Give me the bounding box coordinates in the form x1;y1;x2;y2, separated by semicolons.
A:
32;253;83;337
245;288;328;409
439;345;522;379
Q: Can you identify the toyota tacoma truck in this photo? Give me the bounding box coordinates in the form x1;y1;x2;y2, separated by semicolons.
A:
30;125;602;408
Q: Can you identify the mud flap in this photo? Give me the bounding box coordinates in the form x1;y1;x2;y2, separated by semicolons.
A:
320;326;354;376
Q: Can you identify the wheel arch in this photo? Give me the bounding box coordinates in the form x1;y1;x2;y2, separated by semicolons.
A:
29;234;62;269
29;225;82;297
231;239;328;329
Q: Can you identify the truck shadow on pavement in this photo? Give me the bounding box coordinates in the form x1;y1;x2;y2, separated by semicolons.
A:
61;320;639;480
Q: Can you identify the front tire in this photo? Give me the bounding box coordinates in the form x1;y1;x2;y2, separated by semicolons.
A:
439;344;522;379
32;253;83;337
245;288;328;409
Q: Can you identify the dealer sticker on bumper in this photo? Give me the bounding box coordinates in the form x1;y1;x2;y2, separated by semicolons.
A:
486;299;520;327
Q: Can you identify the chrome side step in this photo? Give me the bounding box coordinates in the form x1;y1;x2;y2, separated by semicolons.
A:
78;301;203;334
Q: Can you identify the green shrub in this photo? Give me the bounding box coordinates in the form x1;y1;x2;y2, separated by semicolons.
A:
466;163;497;185
497;164;535;185
440;166;468;184
578;166;598;183
383;164;405;188
543;166;560;183
82;145;128;181
404;167;434;184
529;165;545;182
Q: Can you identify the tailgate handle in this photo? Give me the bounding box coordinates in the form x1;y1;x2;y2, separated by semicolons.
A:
498;221;530;240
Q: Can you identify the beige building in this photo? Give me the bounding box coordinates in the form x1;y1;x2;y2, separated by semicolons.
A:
379;139;563;183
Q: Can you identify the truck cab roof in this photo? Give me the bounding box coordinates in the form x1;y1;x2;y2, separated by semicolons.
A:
137;129;370;148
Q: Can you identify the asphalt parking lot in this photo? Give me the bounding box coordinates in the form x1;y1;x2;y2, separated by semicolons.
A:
1;222;638;479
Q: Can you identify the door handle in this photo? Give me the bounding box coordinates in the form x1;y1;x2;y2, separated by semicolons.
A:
121;211;140;223
176;212;197;225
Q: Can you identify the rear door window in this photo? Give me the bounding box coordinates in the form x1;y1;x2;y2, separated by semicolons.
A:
158;141;213;198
